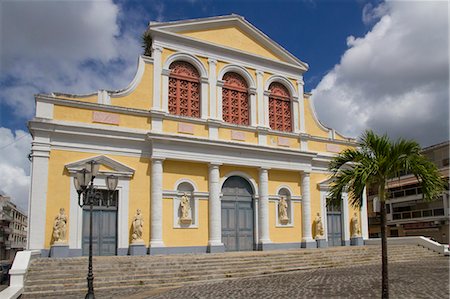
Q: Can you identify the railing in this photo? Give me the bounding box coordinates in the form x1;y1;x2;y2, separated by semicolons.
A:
392;208;445;220
389;186;422;199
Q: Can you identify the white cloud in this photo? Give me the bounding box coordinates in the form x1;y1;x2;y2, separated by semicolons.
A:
0;0;142;120
0;128;32;212
311;0;449;146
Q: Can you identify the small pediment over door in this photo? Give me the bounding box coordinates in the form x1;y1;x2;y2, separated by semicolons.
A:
65;155;135;178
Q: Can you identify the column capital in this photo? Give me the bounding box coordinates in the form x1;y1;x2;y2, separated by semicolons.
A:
216;80;225;87
259;167;270;173
151;157;165;162
301;170;311;177
209;163;222;169
263;90;271;97
208;58;217;65
152;45;163;53
161;68;171;76
255;70;264;77
297;77;304;86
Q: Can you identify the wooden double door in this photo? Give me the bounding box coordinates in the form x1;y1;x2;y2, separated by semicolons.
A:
82;190;118;256
221;176;254;251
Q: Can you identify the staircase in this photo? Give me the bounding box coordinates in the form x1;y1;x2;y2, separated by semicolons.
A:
22;244;441;298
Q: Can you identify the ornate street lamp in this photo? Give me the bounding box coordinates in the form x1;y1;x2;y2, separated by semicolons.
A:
74;160;118;299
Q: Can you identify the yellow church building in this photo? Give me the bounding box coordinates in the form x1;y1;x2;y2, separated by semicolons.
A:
27;15;369;257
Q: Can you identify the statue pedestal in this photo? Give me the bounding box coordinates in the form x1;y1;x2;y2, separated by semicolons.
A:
316;238;328;248
50;243;69;258
180;218;192;225
350;236;363;246
130;241;147;256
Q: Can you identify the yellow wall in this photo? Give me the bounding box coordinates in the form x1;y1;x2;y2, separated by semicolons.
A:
56;94;98;103
45;150;151;247
220;165;259;188
308;141;328;153
268;170;300;195
163;160;208;192
163;119;209;138
267;135;299;149
269;201;302;243
181;27;283;62
162;198;209;246
53;105;150;130
304;98;329;138
218;128;257;144
110;63;154;110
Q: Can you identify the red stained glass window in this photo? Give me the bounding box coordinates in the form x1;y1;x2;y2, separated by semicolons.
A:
222;72;249;125
269;82;292;132
168;61;200;118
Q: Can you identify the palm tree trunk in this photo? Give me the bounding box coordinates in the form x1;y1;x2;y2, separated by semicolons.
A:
379;185;389;299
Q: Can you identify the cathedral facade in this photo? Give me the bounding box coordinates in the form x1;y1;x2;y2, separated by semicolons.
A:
28;15;368;256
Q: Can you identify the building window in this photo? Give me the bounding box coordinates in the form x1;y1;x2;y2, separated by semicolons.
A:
269;82;292;132
222;72;249;125
168;61;201;118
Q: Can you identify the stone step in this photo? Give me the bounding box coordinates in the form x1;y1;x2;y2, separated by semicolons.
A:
22;245;441;297
25;251;429;281
27;246;428;272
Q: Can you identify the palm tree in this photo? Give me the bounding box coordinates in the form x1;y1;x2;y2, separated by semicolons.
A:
327;130;445;299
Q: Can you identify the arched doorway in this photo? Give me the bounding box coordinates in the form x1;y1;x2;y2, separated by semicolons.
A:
221;176;254;251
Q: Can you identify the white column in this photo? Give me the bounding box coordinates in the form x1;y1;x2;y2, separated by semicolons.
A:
201;77;209;119
208;59;217;119
161;69;170;113
361;188;369;240
258;168;271;247
292;98;300;133
27;137;50;251
263;91;270;128
150;158;165;249
297;79;305;133
301;171;314;247
256;70;265;127
216;80;224;121
152;45;163;111
249;88;257;127
208;164;224;252
342;192;350;245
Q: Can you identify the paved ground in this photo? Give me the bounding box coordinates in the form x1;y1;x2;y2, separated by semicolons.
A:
127;256;449;299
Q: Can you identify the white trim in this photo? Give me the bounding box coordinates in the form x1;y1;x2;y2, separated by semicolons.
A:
172;192;199;229
152;46;163;110
163;52;208;77
219;170;259;196
174;178;199;192
361;187;369;240
208;59;218;119
342;192;350;243
65;155;135;177
69;175;129;251
148;15;308;69
110;56;150;97
217;64;256;88
27;136;50;251
265;75;298;99
35;101;54;119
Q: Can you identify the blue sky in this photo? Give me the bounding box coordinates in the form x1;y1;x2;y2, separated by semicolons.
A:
0;0;448;210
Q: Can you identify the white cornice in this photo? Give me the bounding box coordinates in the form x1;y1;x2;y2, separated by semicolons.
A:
148;14;308;70
35;95;150;117
151;32;306;79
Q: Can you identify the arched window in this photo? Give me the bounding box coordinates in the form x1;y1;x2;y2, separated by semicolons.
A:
222;72;249;125
168;61;200;118
269;82;292;132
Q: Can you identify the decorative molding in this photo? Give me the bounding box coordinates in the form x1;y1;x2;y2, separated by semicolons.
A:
65;155;135;177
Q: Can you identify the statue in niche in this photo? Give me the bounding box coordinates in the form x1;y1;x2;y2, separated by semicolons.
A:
278;196;289;224
315;212;324;239
53;208;68;244
351;212;361;237
179;192;192;224
132;209;144;243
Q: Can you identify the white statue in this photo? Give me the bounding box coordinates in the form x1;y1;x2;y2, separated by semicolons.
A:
278;196;289;224
315;212;324;239
180;192;192;224
132;209;144;243
53;208;68;244
351;212;361;237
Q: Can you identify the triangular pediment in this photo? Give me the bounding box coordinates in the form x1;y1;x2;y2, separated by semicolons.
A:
317;177;335;191
65;156;135;178
149;15;308;70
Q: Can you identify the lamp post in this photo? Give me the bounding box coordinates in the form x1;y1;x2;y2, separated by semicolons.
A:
74;160;118;299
